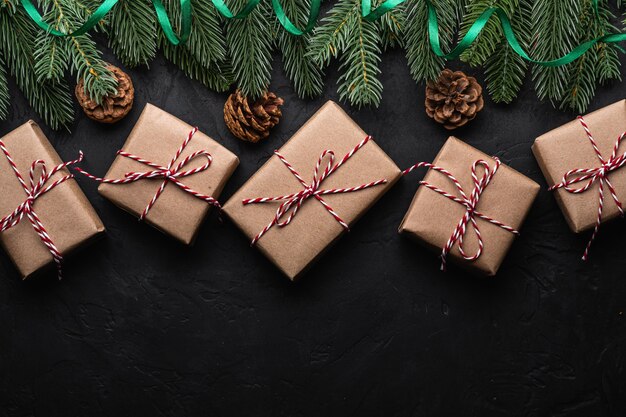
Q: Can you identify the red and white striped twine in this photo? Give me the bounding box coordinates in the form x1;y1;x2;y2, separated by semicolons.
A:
0;140;84;280
242;135;388;245
549;116;626;261
75;127;221;221
402;157;518;272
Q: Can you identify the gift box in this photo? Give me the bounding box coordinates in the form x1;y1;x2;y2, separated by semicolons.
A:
223;101;402;280
399;137;539;276
86;104;239;245
0;121;105;279
532;100;626;234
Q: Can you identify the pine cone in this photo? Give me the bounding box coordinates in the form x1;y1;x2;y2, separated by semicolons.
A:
425;69;484;130
224;89;284;143
75;64;134;124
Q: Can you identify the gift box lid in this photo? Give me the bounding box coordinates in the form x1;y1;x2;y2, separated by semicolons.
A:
399;136;540;276
0;121;105;279
532;99;626;233
223;101;402;280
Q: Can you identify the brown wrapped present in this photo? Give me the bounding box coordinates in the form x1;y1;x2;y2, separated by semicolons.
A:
223;101;402;280
399;137;539;276
0;121;105;279
532;100;626;259
78;104;239;245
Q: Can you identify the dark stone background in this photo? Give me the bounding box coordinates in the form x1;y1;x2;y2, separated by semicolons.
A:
1;44;625;416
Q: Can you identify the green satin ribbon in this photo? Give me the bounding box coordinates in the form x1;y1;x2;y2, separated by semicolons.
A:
425;0;626;67
21;0;192;45
19;0;626;65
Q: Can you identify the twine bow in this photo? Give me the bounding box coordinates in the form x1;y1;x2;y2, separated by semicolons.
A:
76;127;221;220
0;140;84;279
549;116;626;261
403;157;519;271
243;135;388;245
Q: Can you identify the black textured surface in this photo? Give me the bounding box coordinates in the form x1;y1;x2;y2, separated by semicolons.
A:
1;48;626;417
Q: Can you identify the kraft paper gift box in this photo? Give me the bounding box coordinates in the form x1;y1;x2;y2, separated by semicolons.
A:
223;101;402;280
0;121;105;279
399;137;540;276
532;99;626;233
92;104;239;245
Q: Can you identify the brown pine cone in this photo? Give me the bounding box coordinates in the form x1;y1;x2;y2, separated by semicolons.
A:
224;89;284;143
425;69;484;130
75;64;134;124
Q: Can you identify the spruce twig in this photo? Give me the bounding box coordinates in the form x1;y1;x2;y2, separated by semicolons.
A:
275;0;324;98
404;0;457;84
0;55;9;120
108;0;157;68
483;0;531;103
225;0;274;98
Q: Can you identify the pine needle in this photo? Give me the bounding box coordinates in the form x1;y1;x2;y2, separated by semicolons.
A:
108;0;157;68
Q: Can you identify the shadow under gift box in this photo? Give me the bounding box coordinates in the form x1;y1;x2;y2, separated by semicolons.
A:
532;99;626;233
96;104;239;245
0;121;105;279
223;101;402;281
399;137;540;276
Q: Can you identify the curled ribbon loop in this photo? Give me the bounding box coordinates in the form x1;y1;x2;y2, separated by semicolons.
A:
75;127;221;220
403;157;519;271
0;140;84;280
243;135;388;245
549;116;626;261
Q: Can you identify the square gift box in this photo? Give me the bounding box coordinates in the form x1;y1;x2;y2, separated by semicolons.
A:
399;137;540;276
223;101;402;280
93;104;239;245
0;121;105;279
532;99;626;234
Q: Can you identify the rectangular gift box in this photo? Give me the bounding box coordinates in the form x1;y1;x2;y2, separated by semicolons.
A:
0;121;105;279
223;101;402;280
97;104;239;245
532;99;626;233
399;137;540;276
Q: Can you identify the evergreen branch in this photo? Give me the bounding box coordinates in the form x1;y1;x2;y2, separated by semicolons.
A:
0;55;9;120
531;0;581;103
460;0;518;67
560;0;621;112
337;10;383;107
307;0;360;68
0;4;73;129
275;0;324;98
225;0;274;98
404;0;457;83
158;0;232;92
36;0;117;103
483;0;531;103
379;2;405;50
108;0;157;67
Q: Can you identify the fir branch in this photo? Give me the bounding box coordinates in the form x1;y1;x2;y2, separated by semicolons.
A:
108;0;157;67
307;0;360;68
560;0;621;112
225;0;274;98
483;0;531;103
158;0;232;92
0;56;9;120
531;0;581;103
35;0;117;103
404;0;457;84
0;3;73;129
336;10;383;107
379;2;405;50
275;0;324;98
460;0;518;67
34;33;70;83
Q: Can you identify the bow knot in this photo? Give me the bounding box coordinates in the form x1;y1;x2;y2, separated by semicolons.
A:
243;136;388;245
76;128;221;221
550;116;626;260
0;141;84;279
402;156;519;272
